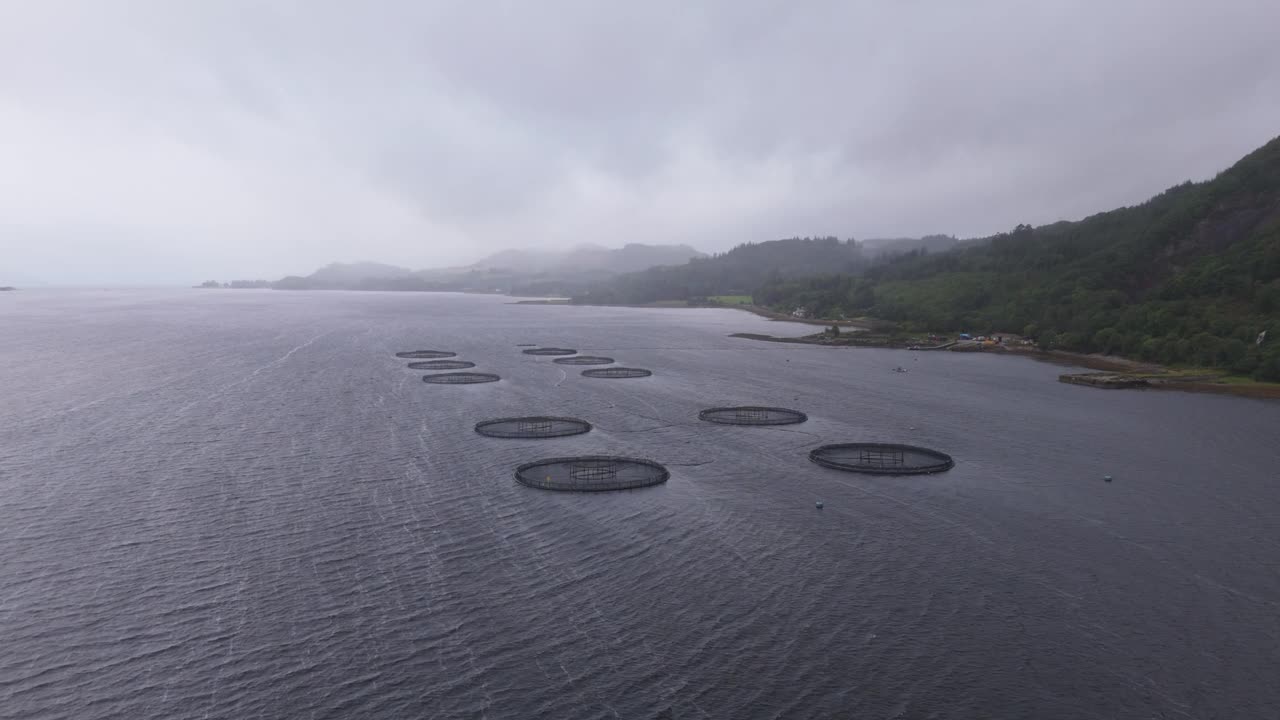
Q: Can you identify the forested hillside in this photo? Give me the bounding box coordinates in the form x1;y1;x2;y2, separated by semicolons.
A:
260;244;703;293
572;237;869;305
758;136;1280;379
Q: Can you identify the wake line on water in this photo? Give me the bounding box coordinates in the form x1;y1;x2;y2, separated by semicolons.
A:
173;330;335;415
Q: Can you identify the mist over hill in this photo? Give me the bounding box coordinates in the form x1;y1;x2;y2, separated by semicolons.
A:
571;235;955;306
462;243;704;275
213;243;705;294
860;235;961;256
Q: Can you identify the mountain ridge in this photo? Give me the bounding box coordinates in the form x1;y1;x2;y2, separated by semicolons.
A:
219;243;705;293
571;235;955;305
758;136;1280;379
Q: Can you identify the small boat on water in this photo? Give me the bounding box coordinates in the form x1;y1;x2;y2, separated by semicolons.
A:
892;366;909;373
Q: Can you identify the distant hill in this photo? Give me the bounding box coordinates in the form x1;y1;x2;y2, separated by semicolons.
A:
574;236;913;305
861;234;961;256
311;262;414;284
254;244;705;293
273;262;414;290
588;243;707;273
757;135;1280;380
463;243;703;275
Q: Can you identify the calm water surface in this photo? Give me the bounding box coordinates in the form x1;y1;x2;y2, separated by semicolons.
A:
2;289;1278;719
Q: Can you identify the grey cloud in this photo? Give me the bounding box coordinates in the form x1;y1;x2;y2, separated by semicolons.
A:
1;0;1278;284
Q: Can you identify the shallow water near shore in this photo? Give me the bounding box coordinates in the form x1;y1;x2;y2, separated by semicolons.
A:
2;289;1279;719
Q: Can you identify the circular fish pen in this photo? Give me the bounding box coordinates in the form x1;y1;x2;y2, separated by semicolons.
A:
552;355;615;365
475;416;592;439
515;456;669;492
395;350;457;359
422;372;501;385
809;443;954;475
698;406;808;426
407;359;476;370
522;347;577;356
581;367;652;379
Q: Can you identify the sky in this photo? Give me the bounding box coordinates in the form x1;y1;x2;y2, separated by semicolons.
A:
2;1;1278;285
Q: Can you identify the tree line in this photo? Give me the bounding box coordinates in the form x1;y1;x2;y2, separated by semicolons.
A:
756;136;1280;380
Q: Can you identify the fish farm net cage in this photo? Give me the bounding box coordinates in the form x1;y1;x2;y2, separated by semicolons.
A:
475;416;592;439
515;456;670;492
395;350;457;359
809;443;954;475
698;406;808;426
552;355;615;365
581;367;652;379
422;372;501;385
407;360;476;370
522;347;578;356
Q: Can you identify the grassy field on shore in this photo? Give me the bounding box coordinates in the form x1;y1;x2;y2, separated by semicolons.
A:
708;295;752;305
556;298;1279;399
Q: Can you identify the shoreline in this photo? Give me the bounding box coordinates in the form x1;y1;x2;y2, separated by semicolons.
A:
515;298;1278;400
720;303;881;330
730;330;1280;400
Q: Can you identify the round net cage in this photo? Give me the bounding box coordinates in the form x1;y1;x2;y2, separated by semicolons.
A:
475;416;592;439
407;359;476;370
522;347;578;356
698;406;808;426
515;456;670;492
422;371;501;385
552;355;615;365
809;443;954;475
581;367;652;379
395;350;457;359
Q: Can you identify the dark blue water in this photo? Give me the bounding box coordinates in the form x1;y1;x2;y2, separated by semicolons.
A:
2;289;1279;719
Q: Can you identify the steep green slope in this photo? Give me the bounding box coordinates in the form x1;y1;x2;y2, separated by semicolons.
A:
761;136;1280;379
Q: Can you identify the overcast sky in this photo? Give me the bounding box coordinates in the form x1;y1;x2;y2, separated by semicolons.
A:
2;1;1278;284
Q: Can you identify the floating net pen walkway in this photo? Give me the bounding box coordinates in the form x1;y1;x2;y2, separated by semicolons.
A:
407;360;475;370
808;443;954;475
395;350;457;359
522;347;577;356
475;416;592;439
422;372;501;385
552;355;615;365
581;367;652;379
515;456;669;492
698;406;807;426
